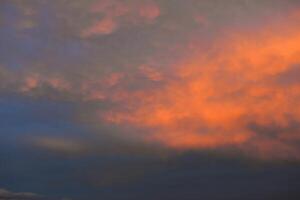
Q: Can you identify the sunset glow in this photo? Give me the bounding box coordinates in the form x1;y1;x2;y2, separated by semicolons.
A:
1;1;300;199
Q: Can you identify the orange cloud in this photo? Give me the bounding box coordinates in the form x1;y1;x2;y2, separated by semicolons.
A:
103;10;300;160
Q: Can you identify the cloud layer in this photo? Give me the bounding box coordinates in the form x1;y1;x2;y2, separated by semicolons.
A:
1;0;300;161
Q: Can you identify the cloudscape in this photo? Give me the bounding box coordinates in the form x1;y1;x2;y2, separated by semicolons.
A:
1;0;300;199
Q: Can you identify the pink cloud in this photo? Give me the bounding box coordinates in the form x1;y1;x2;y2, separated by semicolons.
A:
194;15;209;26
21;75;39;92
138;2;161;21
139;65;163;81
81;0;160;37
81;17;118;37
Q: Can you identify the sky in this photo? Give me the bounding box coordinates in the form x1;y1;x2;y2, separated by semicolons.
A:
1;0;300;199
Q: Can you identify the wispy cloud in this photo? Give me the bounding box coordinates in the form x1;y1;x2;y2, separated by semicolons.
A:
0;188;69;200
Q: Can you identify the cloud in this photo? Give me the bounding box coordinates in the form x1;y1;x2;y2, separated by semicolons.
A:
102;10;300;160
138;1;161;21
1;0;300;161
0;188;40;199
81;0;161;37
30;136;89;156
81;17;117;36
0;188;69;200
139;65;163;81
